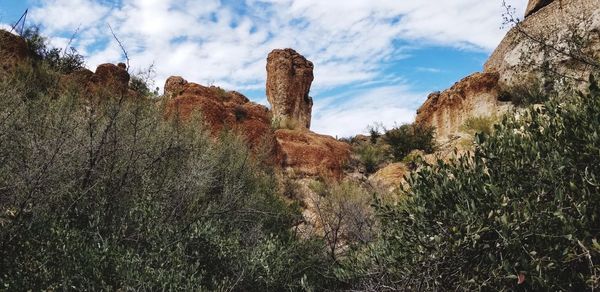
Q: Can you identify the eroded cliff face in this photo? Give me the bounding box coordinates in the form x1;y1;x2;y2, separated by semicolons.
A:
415;73;510;142
416;0;600;143
163;75;350;179
266;49;314;130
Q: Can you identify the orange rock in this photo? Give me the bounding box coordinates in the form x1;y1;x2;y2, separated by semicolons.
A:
266;49;314;129
0;29;29;73
89;63;130;93
415;72;506;142
275;129;351;179
164;76;282;164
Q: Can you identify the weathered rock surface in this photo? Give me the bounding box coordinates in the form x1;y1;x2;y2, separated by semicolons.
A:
368;162;408;193
415;72;511;142
0;29;28;73
275;129;351;179
525;0;554;18
486;0;600;88
266;49;314;129
164;77;278;157
89;63;131;93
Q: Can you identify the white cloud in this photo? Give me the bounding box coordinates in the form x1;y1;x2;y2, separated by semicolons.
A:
312;85;426;137
26;0;527;137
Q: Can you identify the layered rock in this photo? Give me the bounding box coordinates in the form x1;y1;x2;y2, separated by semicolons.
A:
415;72;510;142
266;49;314;129
486;0;600;88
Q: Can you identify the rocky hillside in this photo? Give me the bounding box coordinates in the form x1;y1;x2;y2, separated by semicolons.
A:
416;0;600;144
0;29;350;180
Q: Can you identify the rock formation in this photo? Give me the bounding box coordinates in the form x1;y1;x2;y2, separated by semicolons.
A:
275;129;350;179
486;0;600;88
415;72;511;142
417;0;600;143
163;76;277;156
266;48;314;129
0;29;28;73
89;63;131;93
164;75;350;179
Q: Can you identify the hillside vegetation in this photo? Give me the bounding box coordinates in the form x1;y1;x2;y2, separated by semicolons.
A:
2;22;600;290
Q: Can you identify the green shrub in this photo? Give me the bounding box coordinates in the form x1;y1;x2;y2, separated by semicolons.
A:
461;115;498;136
22;26;85;74
355;143;387;174
0;65;331;291
499;79;548;106
383;123;435;161
342;76;600;290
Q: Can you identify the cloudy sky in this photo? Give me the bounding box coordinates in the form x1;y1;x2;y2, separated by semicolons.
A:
1;0;526;137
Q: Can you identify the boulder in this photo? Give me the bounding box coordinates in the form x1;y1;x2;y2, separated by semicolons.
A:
90;63;131;93
164;76;188;98
368;163;408;193
275;129;351;179
486;0;600;89
266;49;314;129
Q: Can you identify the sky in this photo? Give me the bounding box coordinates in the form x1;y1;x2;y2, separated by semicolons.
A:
0;0;527;137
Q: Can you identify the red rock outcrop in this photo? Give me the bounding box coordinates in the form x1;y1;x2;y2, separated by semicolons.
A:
415;72;509;142
275;129;351;179
0;29;29;73
163;76;351;178
163;77;277;156
266;49;314;129
89;63;130;93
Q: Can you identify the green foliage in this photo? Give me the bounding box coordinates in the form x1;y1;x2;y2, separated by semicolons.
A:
383;123;435;161
0;65;331;291
22;26;85;74
342;76;600;290
499;80;549;106
355;143;387;174
461;115;498;136
367;123;383;144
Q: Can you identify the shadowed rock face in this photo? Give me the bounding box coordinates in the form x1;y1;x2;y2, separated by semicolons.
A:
0;29;28;73
89;63;130;93
525;0;554;18
266;48;314;129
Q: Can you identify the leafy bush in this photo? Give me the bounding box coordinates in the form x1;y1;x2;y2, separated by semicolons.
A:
499;79;549;106
342;77;600;290
309;181;376;261
461;115;498;136
22;26;85;74
355;143;387;174
383;123;435;161
0;65;331;291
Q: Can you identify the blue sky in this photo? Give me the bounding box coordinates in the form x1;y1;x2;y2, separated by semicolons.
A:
0;0;526;137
